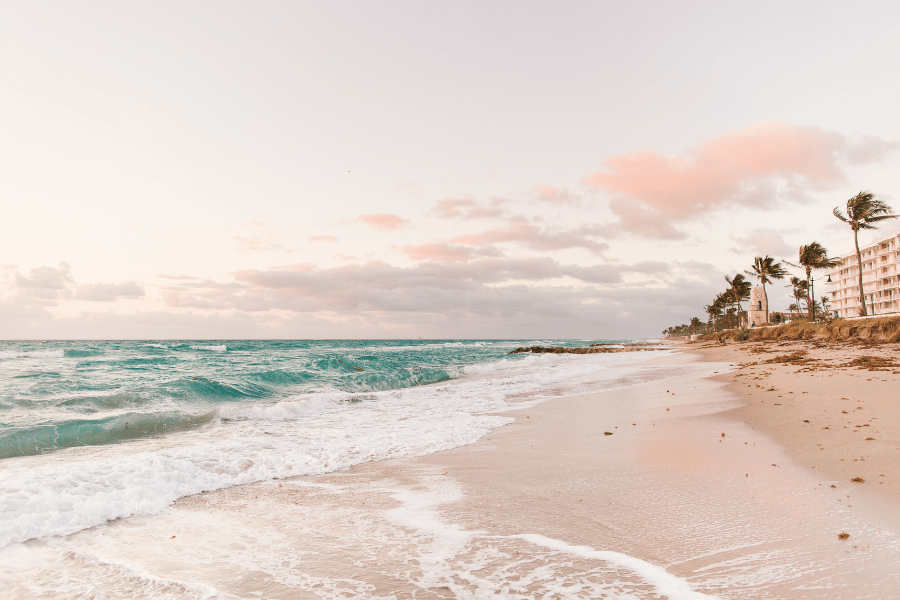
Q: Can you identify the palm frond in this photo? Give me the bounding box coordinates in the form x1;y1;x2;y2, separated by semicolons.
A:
866;214;899;222
838;191;897;229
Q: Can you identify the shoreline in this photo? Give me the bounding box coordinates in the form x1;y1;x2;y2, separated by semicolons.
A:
4;347;900;598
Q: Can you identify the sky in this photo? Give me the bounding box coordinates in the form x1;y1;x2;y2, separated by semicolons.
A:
4;1;900;339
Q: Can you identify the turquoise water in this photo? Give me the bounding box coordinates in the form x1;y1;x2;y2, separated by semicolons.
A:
0;339;622;460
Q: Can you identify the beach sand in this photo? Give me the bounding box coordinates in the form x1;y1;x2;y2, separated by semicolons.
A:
6;347;900;598
693;339;900;519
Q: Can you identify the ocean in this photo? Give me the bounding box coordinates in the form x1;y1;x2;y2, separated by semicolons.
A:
3;339;900;599
0;339;636;548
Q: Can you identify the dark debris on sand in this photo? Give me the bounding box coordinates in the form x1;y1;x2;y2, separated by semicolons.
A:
508;345;662;355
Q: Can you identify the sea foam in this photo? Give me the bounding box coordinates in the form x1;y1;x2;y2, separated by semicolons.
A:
0;350;664;547
0;350;65;359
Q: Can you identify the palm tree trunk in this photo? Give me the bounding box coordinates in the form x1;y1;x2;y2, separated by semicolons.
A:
762;281;768;324
854;227;867;316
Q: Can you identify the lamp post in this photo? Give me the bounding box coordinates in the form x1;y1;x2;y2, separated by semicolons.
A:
811;274;833;322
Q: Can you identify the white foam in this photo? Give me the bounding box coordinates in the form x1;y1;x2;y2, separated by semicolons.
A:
379;479;717;599
0;350;64;359
366;341;499;352
0;542;221;599
0;350;673;548
190;345;226;352
218;393;343;421
514;534;719;600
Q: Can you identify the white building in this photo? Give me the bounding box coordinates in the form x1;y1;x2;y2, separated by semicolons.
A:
825;228;900;318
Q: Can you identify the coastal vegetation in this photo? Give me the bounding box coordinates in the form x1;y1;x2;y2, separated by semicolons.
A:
786;242;840;321
662;318;709;338
696;314;900;344
662;191;899;339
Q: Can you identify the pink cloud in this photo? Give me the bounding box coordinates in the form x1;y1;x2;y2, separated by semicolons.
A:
582;122;898;238
535;184;581;205
76;281;145;302
12;262;74;305
233;235;283;252
14;262;73;290
400;243;504;263
272;263;317;273
309;234;338;242
432;196;506;220
451;221;609;254
233;223;284;252
357;213;410;231
155;274;198;281
164;257;677;319
730;228;795;257
164;292;217;309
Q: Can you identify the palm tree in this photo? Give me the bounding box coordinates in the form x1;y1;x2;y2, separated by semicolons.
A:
745;255;788;324
725;306;737;329
725;273;752;327
689;317;702;335
786;243;840;321
787;276;808;319
712;294;729;331
833;191;898;316
787;303;800;320
705;304;719;331
718;292;736;329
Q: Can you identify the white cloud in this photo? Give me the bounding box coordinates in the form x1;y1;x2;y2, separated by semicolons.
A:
76;281;145;302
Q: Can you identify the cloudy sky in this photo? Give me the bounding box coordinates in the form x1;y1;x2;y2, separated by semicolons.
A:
4;1;900;339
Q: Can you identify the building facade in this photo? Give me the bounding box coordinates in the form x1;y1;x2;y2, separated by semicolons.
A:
825;228;900;318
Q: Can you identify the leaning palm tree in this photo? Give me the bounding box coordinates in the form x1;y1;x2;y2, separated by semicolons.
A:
786;243;840;321
725;273;752;327
745;255;788;324
833;191;898;316
712;294;729;331
704;304;719;331
714;292;731;329
721;289;734;327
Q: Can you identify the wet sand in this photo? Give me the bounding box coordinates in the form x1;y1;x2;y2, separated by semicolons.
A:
6;349;900;599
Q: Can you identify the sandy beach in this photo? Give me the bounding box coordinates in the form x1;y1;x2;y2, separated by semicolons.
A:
5;346;900;599
694;339;900;518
